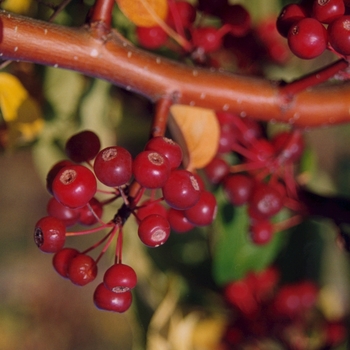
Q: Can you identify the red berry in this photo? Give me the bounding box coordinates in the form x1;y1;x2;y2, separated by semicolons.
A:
78;197;103;226
184;190;217;226
249;219;274;245
145;136;183;169
249;139;275;163
249;183;283;219
34;216;66;253
52;164;97;208
272;130;304;163
219;4;251;37
191;27;223;53
65;130;101;163
93;146;132;187
167;208;194;233
276;4;308;38
287;18;328;59
224;280;258;315
52;247;79;278
94;283;132;313
204;157;230;185
103;263;137;292
135;199;167;223
328;15;350;55
312;0;345;24
133;151;171;189
136;26;168;49
46;197;80;227
223;174;254;206
218;123;238;154
167;1;196;29
138;214;171;247
162;169;201;210
46;160;73;195
68;253;97;286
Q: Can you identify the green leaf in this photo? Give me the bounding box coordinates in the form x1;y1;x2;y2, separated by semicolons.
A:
212;191;285;286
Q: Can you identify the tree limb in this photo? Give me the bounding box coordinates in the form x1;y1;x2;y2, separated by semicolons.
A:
1;11;350;127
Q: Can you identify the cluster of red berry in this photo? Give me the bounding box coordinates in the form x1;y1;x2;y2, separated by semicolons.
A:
221;268;346;348
136;0;288;67
204;112;304;245
277;0;350;59
34;130;217;312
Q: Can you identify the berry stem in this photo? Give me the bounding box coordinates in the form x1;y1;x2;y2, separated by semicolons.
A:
95;225;119;264
278;59;349;101
81;225;116;255
115;228;123;264
88;0;115;31
273;214;303;233
66;223;114;236
151;97;173;137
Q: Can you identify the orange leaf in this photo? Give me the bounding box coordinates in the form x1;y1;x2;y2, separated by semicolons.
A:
169;105;219;170
116;0;168;27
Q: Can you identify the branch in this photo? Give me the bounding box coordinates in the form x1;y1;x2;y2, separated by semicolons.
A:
1;11;350;127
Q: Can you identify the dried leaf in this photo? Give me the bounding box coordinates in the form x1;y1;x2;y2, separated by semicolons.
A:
116;0;168;27
169;104;219;170
0;73;28;122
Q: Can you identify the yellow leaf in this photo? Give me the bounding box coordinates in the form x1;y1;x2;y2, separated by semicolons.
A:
116;0;168;27
0;73;28;122
5;97;43;149
2;0;33;14
169;105;219;170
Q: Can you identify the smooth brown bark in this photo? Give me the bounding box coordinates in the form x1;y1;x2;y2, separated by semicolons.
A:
1;10;350;127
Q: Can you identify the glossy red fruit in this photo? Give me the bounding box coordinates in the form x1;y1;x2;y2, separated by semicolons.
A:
167;1;196;29
94;283;132;313
52;164;97;208
167;208;194;233
103;263;137;292
138;214;171;247
133;151;171;189
46;197;80;227
272;130;304;163
78;197;103;226
136;26;168;49
328;15;350;55
93;146;132;187
162;169;201;210
249;219;274;245
34;216;66;253
52;247;79;278
204;157;230;185
218;123;238;154
135;199;167;224
276;3;308;37
224;280;258;315
191;27;223;53
65;130;101;163
219;4;251;37
145;136;183;169
223;174;254;206
312;0;345;24
68;253;97;286
46;160;73;195
249;139;275;163
249;183;283;219
287;18;328;59
184;191;217;226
